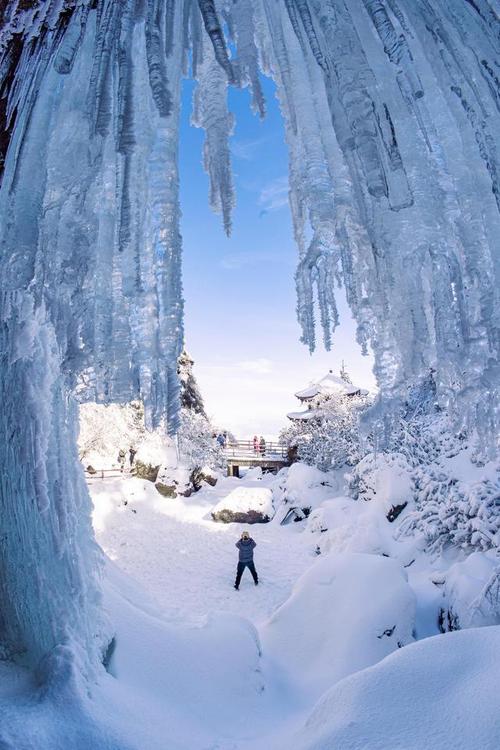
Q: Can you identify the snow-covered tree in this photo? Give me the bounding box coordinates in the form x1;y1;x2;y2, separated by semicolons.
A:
178;350;207;416
177;351;225;476
281;368;371;471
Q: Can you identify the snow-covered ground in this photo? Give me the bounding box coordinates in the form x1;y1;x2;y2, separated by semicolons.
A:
2;462;500;750
92;473;313;626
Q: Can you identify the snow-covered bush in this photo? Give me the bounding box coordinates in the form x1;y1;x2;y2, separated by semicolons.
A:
438;552;500;631
346;375;500;557
348;452;414;522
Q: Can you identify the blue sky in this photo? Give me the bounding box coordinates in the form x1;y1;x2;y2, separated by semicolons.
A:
179;76;375;438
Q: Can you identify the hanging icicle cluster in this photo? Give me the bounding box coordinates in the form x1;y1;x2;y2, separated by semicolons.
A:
0;0;498;666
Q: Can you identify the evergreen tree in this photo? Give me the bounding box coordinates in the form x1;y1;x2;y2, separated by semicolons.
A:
177;350;206;416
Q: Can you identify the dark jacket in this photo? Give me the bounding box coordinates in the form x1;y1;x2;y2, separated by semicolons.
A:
236;538;256;563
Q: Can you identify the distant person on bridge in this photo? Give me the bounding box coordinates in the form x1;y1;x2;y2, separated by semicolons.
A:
234;531;258;590
259;436;266;455
253;435;259;454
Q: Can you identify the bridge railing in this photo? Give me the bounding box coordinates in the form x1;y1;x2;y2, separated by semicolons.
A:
224;440;288;459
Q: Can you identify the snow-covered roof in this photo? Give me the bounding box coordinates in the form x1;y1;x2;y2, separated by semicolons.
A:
294;385;321;400
295;370;368;401
287;409;322;421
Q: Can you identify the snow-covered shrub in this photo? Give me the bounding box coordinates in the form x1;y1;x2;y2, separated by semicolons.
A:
363;375;500;557
348;452;414;522
439;552;500;631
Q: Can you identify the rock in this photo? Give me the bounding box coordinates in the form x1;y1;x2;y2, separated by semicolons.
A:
211;487;274;524
386;501;408;523
155;482;177;498
212;508;270;524
280;506;310;525
190;466;218;491
133;460;160;483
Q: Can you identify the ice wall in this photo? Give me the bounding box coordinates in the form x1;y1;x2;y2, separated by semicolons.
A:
0;0;498;668
0;1;185;667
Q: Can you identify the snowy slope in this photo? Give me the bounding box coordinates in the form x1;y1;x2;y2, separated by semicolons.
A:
285;627;500;750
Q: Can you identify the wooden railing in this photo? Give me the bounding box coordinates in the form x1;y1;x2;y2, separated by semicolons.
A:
224;440;287;459
84;467;126;480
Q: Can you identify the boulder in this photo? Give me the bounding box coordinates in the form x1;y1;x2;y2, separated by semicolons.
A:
212;487;274;524
133;459;160;483
190;466;218;491
155;482;177;498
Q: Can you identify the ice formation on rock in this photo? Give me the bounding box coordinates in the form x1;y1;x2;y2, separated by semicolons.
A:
0;0;498;667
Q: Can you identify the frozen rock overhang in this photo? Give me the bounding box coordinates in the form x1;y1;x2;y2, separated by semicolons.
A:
0;0;498;446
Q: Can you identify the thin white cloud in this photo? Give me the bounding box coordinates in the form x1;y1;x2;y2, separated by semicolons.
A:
258;175;289;215
231;136;269;161
235;358;274;375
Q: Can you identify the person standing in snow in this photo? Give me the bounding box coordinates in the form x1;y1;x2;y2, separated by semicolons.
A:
259;436;266;455
216;433;225;448
129;446;137;466
234;531;258;590
253;435;259;454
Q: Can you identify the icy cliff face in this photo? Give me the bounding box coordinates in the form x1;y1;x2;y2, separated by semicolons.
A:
0;0;498;666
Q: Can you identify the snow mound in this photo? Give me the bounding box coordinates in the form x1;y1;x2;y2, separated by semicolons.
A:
441;551;500;630
350;452;414;517
275;463;342;518
262;552;416;698
306;495;408;559
287;626;500;750
211;487;275;524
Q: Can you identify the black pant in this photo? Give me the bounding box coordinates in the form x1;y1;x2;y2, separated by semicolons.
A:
235;561;258;587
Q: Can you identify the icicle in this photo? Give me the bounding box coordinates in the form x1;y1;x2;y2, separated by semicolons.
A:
197;0;237;83
145;0;172;116
192;27;235;235
230;0;266;117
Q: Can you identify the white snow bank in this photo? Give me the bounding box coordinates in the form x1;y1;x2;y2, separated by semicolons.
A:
286;626;500;750
212;486;275;522
262;552;416;698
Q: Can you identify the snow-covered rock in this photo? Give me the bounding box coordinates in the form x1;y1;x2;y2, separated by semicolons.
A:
262;552;416;698
211;487;274;524
274;463;342;522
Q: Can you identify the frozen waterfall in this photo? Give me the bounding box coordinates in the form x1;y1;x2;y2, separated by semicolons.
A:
0;0;498;669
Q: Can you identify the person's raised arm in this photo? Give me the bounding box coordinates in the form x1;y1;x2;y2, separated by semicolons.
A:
251;539;256;548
